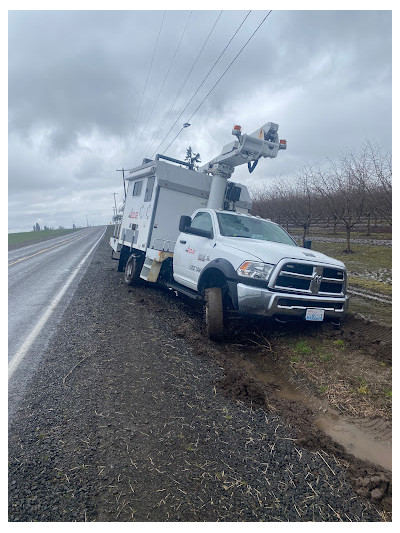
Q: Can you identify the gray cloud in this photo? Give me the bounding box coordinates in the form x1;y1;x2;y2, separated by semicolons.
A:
8;10;391;232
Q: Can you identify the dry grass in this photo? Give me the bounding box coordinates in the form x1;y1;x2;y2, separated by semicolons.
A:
280;337;392;421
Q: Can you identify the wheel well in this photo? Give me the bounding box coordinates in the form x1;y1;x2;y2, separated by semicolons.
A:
122;246;144;258
198;268;227;295
119;246;144;270
200;269;236;311
159;256;174;283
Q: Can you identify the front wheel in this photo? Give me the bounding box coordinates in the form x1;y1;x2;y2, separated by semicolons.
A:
205;287;224;340
124;254;143;286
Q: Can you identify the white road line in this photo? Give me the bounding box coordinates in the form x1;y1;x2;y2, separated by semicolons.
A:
8;228;106;380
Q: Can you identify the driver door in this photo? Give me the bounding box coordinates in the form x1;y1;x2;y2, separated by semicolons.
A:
173;211;215;290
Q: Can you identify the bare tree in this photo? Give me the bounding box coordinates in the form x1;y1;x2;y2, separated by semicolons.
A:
251;141;391;251
363;140;392;226
185;146;201;169
314;151;368;253
252;169;323;245
284;166;323;245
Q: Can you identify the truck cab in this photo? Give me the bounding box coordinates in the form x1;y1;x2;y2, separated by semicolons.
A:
173;209;348;338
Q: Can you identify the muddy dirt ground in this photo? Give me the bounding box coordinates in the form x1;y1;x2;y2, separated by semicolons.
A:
8;231;392;521
145;288;392;513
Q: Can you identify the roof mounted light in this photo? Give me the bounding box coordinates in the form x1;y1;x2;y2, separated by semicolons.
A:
232;124;242;137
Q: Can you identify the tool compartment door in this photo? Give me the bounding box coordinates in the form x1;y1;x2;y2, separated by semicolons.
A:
121;175;155;251
149;187;206;252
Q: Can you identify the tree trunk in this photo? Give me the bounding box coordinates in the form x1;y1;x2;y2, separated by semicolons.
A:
344;225;352;253
302;224;307;247
366;213;371;236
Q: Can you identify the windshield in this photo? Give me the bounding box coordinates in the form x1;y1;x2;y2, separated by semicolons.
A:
216;213;297;246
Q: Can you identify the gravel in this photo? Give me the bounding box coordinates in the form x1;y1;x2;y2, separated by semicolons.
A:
8;229;384;522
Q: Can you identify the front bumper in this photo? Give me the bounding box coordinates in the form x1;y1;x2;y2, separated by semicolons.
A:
237;283;349;319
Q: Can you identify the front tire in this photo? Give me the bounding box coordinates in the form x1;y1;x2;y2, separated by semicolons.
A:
124;254;143;286
205;287;224;340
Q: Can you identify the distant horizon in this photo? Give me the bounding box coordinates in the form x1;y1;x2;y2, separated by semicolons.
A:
8;223;108;234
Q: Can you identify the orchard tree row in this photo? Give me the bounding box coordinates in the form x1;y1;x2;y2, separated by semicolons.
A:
251;141;391;253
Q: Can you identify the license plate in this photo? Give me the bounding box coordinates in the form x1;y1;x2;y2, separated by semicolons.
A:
305;308;325;321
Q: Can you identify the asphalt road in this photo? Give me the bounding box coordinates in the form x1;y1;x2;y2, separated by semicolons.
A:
8;226;106;419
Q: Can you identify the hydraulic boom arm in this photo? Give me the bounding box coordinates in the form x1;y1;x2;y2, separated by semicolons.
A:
200;122;286;209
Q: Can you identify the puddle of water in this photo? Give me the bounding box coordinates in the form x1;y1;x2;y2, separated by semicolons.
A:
242;359;392;472
315;413;392;472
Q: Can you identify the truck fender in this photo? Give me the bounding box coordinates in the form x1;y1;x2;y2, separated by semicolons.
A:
197;259;239;309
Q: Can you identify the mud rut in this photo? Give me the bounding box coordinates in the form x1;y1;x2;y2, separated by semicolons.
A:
142;285;392;514
8;231;392;521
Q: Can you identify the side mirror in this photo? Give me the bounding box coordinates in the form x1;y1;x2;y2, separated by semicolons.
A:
304;239;312;249
179;215;192;232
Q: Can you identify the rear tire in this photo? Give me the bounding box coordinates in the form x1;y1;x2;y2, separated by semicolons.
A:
205;287;224;340
118;247;130;272
124;254;143;286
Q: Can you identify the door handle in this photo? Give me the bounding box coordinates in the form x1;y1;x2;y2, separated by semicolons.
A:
179;240;187;244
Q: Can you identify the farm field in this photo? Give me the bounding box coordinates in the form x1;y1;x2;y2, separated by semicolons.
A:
8;228;83;249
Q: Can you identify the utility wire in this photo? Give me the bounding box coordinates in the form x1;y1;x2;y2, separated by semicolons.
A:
162;10;272;156
142;10;223;162
152;10;252;158
186;12;272;126
130;11;193;163
118;11;166;168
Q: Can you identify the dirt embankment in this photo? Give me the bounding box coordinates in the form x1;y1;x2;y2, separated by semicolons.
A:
8;232;391;521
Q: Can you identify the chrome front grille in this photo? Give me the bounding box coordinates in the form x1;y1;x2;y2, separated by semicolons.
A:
272;261;346;296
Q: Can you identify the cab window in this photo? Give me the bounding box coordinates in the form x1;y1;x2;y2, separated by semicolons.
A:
190;212;213;233
132;181;143;197
144;177;155;202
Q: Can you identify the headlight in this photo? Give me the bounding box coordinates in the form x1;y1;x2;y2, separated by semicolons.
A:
237;261;274;281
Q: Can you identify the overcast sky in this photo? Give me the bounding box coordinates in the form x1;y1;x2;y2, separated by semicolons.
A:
8;7;392;232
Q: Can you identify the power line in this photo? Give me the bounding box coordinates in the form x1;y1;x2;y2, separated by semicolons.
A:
152;10;252;158
118;11;166;168
162;10;273;156
186;11;272;125
130;11;193;163
141;10;223;161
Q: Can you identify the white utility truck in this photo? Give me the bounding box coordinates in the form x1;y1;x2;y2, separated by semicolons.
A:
110;123;348;339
